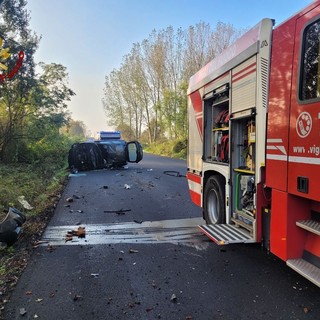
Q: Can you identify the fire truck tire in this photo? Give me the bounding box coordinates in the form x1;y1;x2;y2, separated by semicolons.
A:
203;175;225;224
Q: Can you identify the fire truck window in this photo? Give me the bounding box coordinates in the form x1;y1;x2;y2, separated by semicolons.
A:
300;19;320;101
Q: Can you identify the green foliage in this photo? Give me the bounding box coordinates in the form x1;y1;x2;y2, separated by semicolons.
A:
0;1;75;163
173;139;187;154
144;139;187;159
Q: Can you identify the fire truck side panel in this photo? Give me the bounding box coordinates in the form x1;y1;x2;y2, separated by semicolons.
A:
305;234;320;257
270;190;311;260
287;6;320;202
187;89;204;207
204;73;230;95
231;56;257;114
266;18;296;192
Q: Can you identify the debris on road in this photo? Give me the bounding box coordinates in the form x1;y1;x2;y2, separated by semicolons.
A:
19;307;27;316
91;273;99;278
73;294;82;301
303;307;310;314
32;240;49;248
163;171;185;177
133;219;143;224
124;184;131;189
104;209;131;215
129;249;139;254
65;227;86;242
66;197;73;203
170;294;177;302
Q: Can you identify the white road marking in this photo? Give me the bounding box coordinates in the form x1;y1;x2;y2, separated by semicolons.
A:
41;217;209;250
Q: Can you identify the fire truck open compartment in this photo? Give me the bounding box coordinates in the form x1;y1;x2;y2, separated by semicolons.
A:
230;114;256;237
203;84;230;164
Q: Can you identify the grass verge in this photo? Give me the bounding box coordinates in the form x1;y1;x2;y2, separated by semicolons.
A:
0;162;69;317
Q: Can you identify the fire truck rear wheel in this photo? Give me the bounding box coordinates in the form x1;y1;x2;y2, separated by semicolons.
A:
204;175;225;224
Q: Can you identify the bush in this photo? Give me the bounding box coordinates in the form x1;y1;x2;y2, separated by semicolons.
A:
173;139;187;153
144;139;187;159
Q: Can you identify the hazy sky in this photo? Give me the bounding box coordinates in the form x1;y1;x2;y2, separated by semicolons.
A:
25;0;312;136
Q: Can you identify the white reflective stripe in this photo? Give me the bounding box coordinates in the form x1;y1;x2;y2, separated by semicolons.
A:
267;139;283;143
267;154;320;165
266;154;287;161
188;180;202;194
266;146;277;150
289;156;320;165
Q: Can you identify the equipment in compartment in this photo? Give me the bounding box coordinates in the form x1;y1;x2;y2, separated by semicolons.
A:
240;175;255;213
212;106;229;163
245;121;255;171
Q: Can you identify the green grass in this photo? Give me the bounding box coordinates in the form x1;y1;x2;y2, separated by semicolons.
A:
0;161;68;217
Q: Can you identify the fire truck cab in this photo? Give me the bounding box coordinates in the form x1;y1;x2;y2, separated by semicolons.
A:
187;1;320;286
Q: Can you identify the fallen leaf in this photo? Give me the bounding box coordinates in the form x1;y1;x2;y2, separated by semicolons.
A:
76;227;86;238
25;291;32;295
303;307;309;314
65;235;73;242
65;227;86;241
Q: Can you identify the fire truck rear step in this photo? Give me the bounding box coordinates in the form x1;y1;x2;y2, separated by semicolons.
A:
287;259;320;287
199;224;254;244
296;220;320;236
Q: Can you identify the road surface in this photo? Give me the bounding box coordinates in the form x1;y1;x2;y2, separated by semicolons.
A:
4;154;320;319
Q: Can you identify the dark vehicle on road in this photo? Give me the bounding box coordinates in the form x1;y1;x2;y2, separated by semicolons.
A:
68;131;143;171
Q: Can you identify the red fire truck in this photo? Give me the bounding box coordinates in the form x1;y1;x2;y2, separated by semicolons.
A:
187;1;320;287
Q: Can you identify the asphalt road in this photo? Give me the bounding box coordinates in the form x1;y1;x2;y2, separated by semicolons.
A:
4;154;320;320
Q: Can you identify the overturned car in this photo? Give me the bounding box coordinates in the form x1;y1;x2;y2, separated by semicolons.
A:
68;132;143;171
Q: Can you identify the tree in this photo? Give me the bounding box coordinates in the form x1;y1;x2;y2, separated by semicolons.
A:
61;119;86;139
102;21;243;144
0;0;40;161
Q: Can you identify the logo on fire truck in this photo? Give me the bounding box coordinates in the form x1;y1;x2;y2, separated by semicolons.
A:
296;112;312;138
0;36;24;82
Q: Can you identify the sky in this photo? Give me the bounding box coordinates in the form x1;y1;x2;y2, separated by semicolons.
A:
25;0;312;136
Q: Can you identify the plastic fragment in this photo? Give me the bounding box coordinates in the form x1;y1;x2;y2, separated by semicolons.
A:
19;308;27;316
170;294;177;302
17;196;33;210
91;273;99;278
